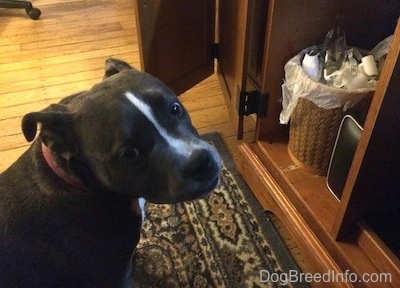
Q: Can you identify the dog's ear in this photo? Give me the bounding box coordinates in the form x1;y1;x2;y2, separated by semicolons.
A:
22;104;77;159
104;58;133;78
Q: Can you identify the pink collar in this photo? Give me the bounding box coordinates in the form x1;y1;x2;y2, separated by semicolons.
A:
42;143;88;191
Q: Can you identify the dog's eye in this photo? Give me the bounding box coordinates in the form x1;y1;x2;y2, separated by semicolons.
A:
119;148;140;159
170;102;182;116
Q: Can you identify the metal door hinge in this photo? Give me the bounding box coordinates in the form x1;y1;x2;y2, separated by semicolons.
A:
238;90;268;117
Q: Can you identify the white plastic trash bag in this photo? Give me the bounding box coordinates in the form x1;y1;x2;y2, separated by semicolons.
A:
280;48;374;124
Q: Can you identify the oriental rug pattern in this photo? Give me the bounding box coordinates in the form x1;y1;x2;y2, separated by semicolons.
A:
132;133;307;288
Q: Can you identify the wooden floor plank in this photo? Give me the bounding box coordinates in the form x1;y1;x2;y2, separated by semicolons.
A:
0;46;139;74
1;21;124;45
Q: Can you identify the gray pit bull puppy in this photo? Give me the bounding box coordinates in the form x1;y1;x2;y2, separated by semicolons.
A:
0;58;221;287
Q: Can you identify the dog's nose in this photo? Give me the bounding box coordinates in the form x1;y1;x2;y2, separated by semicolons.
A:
184;149;217;181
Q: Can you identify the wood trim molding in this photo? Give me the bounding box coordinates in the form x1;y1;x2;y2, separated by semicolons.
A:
236;143;349;288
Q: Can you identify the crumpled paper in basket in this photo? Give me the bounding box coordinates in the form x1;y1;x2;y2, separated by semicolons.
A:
280;49;374;124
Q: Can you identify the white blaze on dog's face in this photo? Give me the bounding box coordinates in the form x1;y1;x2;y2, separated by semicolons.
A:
72;59;221;203
124;91;206;158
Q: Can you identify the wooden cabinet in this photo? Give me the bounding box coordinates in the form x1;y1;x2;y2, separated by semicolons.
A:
237;3;400;288
135;1;400;286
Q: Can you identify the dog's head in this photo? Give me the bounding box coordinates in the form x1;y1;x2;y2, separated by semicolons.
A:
21;58;221;203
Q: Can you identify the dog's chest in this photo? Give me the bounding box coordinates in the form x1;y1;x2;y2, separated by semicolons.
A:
0;193;142;286
61;206;140;270
32;201;140;284
36;200;141;246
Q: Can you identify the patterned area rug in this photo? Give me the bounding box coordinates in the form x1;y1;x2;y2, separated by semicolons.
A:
132;133;307;287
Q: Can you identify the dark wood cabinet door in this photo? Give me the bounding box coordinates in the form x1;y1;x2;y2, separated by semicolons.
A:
216;0;253;139
134;0;255;139
134;0;215;96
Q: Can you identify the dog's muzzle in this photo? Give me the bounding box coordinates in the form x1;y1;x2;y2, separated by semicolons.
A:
182;146;221;199
184;149;216;181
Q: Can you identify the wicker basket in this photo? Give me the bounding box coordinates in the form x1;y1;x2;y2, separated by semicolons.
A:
288;97;345;175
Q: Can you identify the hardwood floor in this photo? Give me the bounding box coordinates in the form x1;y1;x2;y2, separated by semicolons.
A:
0;0;309;275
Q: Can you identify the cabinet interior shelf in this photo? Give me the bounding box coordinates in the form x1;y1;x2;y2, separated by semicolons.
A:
239;138;400;286
256;139;340;233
